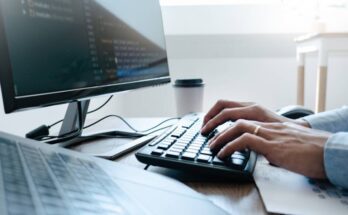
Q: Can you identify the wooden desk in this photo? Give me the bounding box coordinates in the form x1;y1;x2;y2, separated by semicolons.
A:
72;117;267;215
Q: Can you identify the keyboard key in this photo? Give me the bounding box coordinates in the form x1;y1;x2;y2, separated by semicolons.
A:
163;139;176;145
171;128;186;138
196;155;211;163
150;138;171;146
179;137;192;142
172;144;186;149
230;158;245;169
212;157;225;166
172;143;187;148
169;147;184;153
192;139;205;145
181;152;197;160
151;149;164;156
195;133;206;139
185;148;199;154
157;144;170;150
176;140;189;145
165;151;180;158
231;153;245;160
200;149;213;156
187;145;201;150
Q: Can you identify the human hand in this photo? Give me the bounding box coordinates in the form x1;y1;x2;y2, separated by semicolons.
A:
209;120;331;179
201;100;309;135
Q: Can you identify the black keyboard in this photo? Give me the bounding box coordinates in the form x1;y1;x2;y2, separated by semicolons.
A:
136;113;257;181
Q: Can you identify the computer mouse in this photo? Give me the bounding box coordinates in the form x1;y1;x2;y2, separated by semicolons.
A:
277;105;314;119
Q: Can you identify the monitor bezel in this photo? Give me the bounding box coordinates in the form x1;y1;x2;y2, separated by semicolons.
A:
0;2;171;114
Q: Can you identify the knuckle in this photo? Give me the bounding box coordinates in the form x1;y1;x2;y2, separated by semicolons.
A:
251;104;262;112
221;108;229;115
217;99;226;106
241;133;252;140
235;119;247;128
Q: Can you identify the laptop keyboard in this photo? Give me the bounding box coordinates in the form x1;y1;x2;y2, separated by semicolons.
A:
136;113;257;180
0;138;128;215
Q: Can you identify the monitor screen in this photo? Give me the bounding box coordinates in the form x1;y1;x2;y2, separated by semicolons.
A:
0;0;170;113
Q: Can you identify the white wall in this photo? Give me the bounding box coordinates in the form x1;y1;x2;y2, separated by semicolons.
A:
1;3;348;136
113;3;348;116
111;56;348;117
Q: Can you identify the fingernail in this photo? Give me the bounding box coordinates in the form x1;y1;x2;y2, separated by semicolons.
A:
217;152;223;158
201;127;206;134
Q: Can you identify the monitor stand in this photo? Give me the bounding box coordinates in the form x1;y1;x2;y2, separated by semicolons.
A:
52;100;155;157
59;100;90;139
46;100;90;146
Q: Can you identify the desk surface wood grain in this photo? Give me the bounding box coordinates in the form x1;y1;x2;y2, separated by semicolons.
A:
116;149;267;215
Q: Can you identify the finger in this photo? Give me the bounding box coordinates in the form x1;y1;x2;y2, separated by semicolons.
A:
202;106;255;135
209;127;228;144
209;120;270;150
208;127;231;153
217;133;270;159
201;108;237;135
203;100;248;125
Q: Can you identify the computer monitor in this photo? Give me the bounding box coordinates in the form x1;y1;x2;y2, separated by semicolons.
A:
0;0;170;143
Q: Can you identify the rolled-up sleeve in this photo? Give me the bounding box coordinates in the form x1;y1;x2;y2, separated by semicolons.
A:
302;107;348;189
303;106;348;133
324;133;348;189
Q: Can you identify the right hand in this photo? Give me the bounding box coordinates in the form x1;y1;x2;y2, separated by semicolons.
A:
201;100;309;135
208;119;330;179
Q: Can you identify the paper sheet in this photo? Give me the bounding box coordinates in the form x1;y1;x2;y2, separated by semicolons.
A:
254;156;348;215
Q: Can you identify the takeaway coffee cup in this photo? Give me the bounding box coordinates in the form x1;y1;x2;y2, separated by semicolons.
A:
173;79;204;117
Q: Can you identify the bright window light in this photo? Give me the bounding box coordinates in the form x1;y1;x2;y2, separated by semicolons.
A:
160;0;283;6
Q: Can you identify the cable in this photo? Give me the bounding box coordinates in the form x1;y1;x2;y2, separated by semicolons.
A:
43;117;178;144
83;115;179;133
142;124;174;135
48;119;63;129
48;95;113;129
29;95;179;143
80;124;173;139
87;95;114;114
25;96;115;141
44;101;85;144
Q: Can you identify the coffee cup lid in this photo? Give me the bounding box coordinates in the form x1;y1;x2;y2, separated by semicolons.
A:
173;79;204;87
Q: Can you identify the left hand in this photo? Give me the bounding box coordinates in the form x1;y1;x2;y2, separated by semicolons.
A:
209;119;332;179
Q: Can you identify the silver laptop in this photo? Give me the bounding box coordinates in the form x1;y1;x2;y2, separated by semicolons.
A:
0;131;227;215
